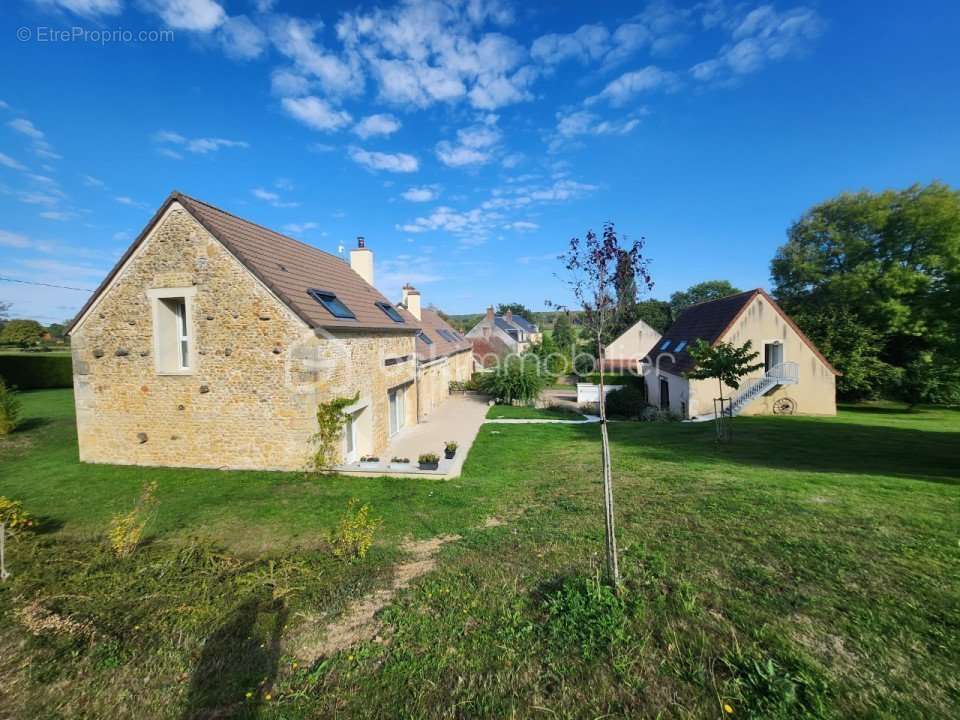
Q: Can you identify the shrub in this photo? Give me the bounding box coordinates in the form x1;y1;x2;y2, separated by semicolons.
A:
0;354;73;390
0;496;35;535
329;499;381;561
605;384;647;420
543;573;626;661
307;393;359;475
418;453;440;465
478;355;550;404
0;378;21;435
444;441;458;453
107;481;159;559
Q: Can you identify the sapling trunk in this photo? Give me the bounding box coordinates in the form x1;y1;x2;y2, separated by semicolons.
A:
597;331;621;591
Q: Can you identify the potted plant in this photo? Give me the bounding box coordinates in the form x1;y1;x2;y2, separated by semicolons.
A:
389;456;411;468
444;441;458;460
359;455;380;467
418;453;440;470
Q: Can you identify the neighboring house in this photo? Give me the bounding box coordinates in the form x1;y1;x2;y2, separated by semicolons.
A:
465;307;541;354
602;317;662;373
66;191;460;471
470;335;514;368
642;289;838;419
397;284;474;419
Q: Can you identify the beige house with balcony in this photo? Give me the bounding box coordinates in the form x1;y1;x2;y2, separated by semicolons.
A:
67;191;467;471
640;289;838;419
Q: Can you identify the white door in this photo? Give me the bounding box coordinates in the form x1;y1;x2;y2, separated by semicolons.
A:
344;411;359;463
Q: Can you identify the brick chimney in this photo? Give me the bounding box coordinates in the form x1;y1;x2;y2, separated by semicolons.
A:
401;283;421;321
349;236;374;287
485;306;495;322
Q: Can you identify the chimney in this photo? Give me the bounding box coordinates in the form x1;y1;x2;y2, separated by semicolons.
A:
349;235;374;287
402;283;421;321
485;306;495;322
504;309;513;323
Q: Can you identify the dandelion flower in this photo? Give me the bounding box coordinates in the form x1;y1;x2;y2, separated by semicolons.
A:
724;704;734;714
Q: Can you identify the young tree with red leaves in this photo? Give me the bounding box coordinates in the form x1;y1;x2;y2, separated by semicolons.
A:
553;223;654;589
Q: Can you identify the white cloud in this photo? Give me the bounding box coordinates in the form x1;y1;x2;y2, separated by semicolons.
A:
152;130;248;156
503;221;539;231
40;210;78;221
531;24;609;65
549;109;643;151
144;0;226;32
0;152;26;171
82;174;105;187
435;121;501;167
32;0;122;16
401;186;438;202
586;66;677;106
251;187;300;208
352;113;401;139
270;69;311;97
348;146;419;173
112;231;131;242
691;5;825;82
0;229;32;249
219;15;267;60
335;1;535;111
270;17;364;98
8;118;44;140
282;221;318;234
19;192;60;206
114;196;148;209
281;96;352;131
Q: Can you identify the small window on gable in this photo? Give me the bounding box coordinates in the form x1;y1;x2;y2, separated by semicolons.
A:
152;292;193;374
675;340;687;352
375;301;405;323
418;331;433;345
308;288;356;319
660;339;672;351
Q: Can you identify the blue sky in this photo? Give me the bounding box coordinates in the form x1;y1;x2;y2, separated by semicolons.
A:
2;0;959;323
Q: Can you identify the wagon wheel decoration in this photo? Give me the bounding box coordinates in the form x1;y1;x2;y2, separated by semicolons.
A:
773;397;797;415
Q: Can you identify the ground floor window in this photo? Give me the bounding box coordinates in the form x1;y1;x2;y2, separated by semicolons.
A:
659;378;670;411
344;410;359;463
388;385;406;436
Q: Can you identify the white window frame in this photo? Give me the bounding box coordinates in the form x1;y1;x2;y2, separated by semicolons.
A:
147;287;197;376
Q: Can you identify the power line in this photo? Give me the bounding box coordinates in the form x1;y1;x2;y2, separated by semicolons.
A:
0;276;94;293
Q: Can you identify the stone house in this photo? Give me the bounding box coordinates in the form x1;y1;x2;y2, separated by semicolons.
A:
465;307;541;354
602;317;662;372
67;191;465;471
641;289;838;419
397;283;475;420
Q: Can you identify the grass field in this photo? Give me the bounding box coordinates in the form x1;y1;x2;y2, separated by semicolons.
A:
1;389;958;719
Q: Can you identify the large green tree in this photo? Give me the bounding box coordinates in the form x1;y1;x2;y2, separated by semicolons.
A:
497;302;534;320
633;299;673;334
772;182;960;400
669;280;742;317
0;319;43;347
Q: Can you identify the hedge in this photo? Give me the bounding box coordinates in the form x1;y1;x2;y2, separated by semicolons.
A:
0;354;73;389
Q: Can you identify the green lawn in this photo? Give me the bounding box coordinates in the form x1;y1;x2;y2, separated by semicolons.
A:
486;403;586;420
1;389;958;719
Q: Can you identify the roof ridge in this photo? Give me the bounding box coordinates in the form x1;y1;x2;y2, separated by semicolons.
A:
682;288;759;311
174;191;348;266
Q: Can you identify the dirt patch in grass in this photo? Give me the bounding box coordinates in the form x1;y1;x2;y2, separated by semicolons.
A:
287;534;461;663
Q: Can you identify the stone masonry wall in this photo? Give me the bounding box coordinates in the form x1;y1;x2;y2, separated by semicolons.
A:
71;203;416;471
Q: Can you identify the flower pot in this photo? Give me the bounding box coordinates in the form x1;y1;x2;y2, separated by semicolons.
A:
444;449;456;460
419;461;439;471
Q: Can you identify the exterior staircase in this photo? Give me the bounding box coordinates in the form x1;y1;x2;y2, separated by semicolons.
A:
728;362;799;416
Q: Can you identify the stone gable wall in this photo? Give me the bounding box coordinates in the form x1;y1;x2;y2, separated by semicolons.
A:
71;203;416;470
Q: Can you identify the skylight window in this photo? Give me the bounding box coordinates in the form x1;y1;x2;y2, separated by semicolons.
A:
307;288;356;319
418;331;433;345
675;341;688;352
660;340;672;351
437;329;458;341
375;301;405;323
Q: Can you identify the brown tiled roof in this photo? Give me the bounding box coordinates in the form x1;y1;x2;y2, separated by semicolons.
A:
69;191;419;334
411;308;472;362
643;289;838;376
470;335;513;368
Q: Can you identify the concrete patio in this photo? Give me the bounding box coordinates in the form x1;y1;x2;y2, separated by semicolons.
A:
335;393;490;479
